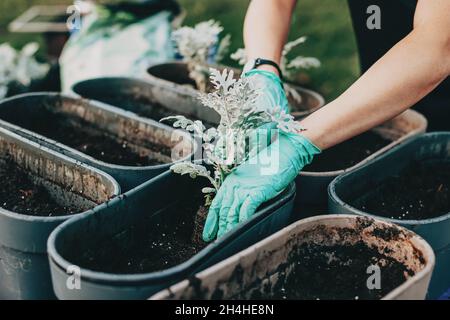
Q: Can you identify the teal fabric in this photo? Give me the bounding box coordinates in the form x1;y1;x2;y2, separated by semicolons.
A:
60;5;176;91
203;132;321;242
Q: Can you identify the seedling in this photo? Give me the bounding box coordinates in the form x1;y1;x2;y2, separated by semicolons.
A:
0;42;49;99
172;20;230;92
162;68;301;207
231;36;320;103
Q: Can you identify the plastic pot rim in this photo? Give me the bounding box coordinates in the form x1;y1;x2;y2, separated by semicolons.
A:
0;92;198;171
328;132;450;226
71;76;151;91
47;176;296;286
0;126;121;223
70;76;166;104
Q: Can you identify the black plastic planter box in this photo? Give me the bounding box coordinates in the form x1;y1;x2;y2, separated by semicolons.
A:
328;133;450;299
0;127;119;299
47;171;296;300
295;110;427;211
71;77;221;125
0;93;196;191
145;61;325;120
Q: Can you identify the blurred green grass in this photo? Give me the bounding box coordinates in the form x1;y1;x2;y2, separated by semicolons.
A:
1;0;360;100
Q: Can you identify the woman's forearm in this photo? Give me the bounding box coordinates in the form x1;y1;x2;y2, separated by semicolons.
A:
244;0;297;74
300;26;450;150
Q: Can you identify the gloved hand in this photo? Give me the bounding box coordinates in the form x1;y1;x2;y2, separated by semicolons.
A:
244;69;288;113
203;131;321;242
212;69;288;164
244;69;289;155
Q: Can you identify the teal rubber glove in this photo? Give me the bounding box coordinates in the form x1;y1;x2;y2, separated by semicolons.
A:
213;69;289;163
244;69;289;155
244;69;289;114
202;132;321;242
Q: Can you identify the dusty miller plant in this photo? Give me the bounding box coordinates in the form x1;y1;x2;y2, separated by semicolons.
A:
172;20;231;92
162;68;302;206
231;36;320;104
0;42;49;99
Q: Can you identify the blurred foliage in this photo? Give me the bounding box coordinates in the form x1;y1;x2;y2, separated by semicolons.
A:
0;0;360;100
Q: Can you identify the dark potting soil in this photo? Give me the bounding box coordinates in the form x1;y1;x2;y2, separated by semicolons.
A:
88;94;217;128
268;241;414;300
0;157;81;216
66;193;209;274
86;94;173;121
352;160;450;220
304;131;391;172
23;111;171;166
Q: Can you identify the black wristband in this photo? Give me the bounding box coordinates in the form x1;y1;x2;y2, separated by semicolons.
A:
254;58;283;80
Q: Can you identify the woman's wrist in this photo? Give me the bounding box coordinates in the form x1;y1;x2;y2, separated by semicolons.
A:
255;64;280;78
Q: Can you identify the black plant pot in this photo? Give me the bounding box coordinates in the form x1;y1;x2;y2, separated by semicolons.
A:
294;110;427;213
328;133;450;299
47;171;296;299
0;127;119;299
71;77;220;126
0;93;197;191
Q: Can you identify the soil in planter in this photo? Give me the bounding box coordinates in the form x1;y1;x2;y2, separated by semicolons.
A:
304;131;391;172
265;241;414;300
85;93;172;120
352;160;450;220
21;111;171;166
86;93;217;128
65;193;209;274
0;157;81;217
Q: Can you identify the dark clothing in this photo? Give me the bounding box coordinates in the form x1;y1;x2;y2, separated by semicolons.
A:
347;0;450;131
103;0;181;18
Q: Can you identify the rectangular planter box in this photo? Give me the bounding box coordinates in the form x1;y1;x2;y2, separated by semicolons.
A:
150;215;435;300
47;171;296;300
0;127;119;299
295;109;427;209
0;93;196;191
71;77;221;125
145;61;325;120
328;133;450;299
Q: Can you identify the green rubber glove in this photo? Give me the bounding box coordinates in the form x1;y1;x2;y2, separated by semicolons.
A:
244;69;289;156
213;69;289;164
244;69;289;114
202;132;321;242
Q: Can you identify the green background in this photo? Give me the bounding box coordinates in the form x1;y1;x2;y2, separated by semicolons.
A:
0;0;360;100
